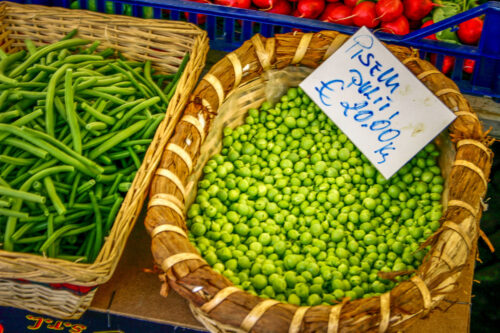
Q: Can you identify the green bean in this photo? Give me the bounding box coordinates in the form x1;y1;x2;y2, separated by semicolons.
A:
89;119;147;160
3;137;49;160
93;86;136;95
98;155;112;166
85;122;107;131
0;90;10;111
107;150;131;160
16;235;46;244
98;48;115;58
152;73;176;80
27;64;58;74
46;214;55;257
144;60;168;104
84;229;96;263
0;125;94;177
58;48;70;61
0;50;26;85
46;63;73;136
64;69;82;153
142;114;165;139
85;40;101;54
127;146;141;169
107;99;143;117
108;63;152;98
21;127;103;176
79;89;126;105
0;155;36;166
39;224;80;254
11;222;35;241
74;77;98;91
0;163;15;179
164;53;189;96
43;177;66;216
118;182;132;192
120;139;152;147
0;186;45;204
77;179;96;194
0;207;29;219
0;199;11;207
61;29;78;41
57;255;87;262
28;160;58;176
105;196;123;232
0;110;21;122
10;39;90;78
24;39;37;55
63;54;103;64
68;172;81;208
82;132;114;150
106;173;124;197
4;165;75;251
111;97;160;131
80;102;115;125
89;190;102;258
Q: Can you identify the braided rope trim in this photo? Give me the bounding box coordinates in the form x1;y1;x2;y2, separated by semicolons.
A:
453;160;488;194
167;143;193;173
448;199;479;217
149;193;185;218
417;70;442;80
401;56;421;65
203;73;225;109
456;139;491;157
327;303;344;333
379;292;391;333
410;275;432;316
292;33;313;65
201;286;241;313
454;111;479;121
240;299;280;332
435;88;461;97
431;251;455;269
226;52;243;88
156;168;187;201
161;252;206;272
151;224;187;239
442;220;472;251
288;306;310;333
323;34;349;60
181;114;205;143
251;34;272;71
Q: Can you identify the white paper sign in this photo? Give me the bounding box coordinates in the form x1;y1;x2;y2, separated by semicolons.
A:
299;27;456;179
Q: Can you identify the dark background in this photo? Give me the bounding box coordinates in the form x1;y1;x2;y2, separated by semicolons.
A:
471;140;500;332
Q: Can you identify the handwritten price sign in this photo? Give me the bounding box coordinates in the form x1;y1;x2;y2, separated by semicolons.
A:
300;27;456;179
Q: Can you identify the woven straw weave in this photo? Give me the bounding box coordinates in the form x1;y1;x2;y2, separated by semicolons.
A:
145;30;493;332
0;1;208;319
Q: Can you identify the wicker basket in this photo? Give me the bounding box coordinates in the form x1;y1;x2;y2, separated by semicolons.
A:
0;1;208;319
145;31;493;332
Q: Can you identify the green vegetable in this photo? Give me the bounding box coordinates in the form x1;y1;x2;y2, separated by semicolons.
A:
0;31;190;260
187;86;444;306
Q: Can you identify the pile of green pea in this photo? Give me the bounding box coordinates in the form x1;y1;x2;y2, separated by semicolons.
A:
186;87;444;306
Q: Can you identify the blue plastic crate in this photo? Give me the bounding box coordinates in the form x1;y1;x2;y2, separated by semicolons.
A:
14;0;500;99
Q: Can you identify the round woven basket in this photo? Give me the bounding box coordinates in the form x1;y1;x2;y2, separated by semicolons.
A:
144;31;494;332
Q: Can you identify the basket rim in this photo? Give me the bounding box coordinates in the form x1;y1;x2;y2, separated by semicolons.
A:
0;1;209;286
145;30;494;333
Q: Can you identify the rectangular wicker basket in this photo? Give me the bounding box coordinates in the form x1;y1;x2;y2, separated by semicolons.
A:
0;1;208;319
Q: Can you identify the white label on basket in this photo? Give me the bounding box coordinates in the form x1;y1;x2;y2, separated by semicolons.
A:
299;27;456;179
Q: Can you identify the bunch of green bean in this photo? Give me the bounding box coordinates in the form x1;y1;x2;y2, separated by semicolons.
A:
0;30;189;262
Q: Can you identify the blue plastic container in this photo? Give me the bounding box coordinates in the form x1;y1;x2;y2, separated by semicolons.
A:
15;0;500;99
